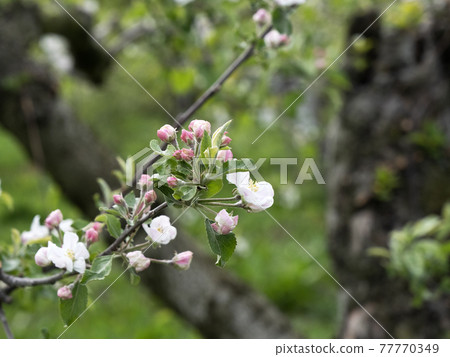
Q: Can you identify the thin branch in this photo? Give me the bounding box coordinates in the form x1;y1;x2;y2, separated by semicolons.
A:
0;270;66;288
0;304;14;339
99;201;168;256
121;25;272;196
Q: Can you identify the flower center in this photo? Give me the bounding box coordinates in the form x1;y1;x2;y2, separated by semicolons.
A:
66;249;75;260
157;227;164;234
248;179;259;192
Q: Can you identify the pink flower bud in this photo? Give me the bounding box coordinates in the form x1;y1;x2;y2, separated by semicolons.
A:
188;119;211;139
157;124;177;143
180;148;194;161
171;251;193;271
144;190;157;204
138;174;153;190
113;194;123;205
126;251;151;272
212;209;239;235
180;129;195;145
57;286;73;300
216;149;233;163
264;30;290;49
253;9;271;25
35;247;51;267
86;228;99;243
45;209;63;229
167;176;178;188
221;132;232;146
92;222;103;232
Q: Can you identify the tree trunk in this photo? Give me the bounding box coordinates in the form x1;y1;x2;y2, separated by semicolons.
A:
326;4;450;338
0;2;297;338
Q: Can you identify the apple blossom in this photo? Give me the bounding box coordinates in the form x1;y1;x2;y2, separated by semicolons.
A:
275;0;306;6
92;222;103;232
144;189;157;205
171;251;193;270
47;232;90;273
188;119;211;139
157;124;177;143
138;174;153;190
211;209;239;235
142;215;177;245
226;172;274;212
45;209;63;229
167;176;178;188
221;132;232;146
21;215;49;244
86;228;99;243
126;251;151;272
57;286;73;300
216;149;233;162
253;9;271;25
59;219;74;233
173;148;194;161
35;247;51;267
180;129;195;145
113;194;124;205
264;30;289;49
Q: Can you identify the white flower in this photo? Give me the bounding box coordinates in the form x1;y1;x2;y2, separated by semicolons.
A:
47;232;89;273
35;247;51;267
275;0;306;7
59;219;74;233
226;172;274;212
142;215;177;245
21;215;50;244
126;251;151;272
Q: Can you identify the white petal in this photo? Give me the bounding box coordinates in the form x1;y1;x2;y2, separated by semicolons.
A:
151;215;171;228
30;215;41;230
64;257;74;273
73;259;86;274
62;232;79;250
226;171;250;187
74;242;90;259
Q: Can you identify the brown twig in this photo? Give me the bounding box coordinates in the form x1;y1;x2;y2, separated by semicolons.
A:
0;304;14;339
98;201;168;256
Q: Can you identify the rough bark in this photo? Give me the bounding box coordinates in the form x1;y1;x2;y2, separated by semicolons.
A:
0;2;297;338
326;5;450;338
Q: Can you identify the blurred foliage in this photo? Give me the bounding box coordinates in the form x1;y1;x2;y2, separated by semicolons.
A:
370;204;450;306
0;0;433;339
373;165;399;202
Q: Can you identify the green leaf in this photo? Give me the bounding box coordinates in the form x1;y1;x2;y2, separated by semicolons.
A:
200;131;212;157
150;139;164;154
411;216;441;237
205;219;236;267
60;282;88;326
174;186;197;201
0;257;20;272
200;178;223;198
81;255;113;284
97;178;112;207
0;192;14;211
272;7;293;35
106;214;122;239
124;192;137;208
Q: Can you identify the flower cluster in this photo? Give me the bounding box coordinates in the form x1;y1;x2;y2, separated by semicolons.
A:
252;0;307;49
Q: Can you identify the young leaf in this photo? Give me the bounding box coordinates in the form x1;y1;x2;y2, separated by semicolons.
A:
211;120;232;148
205;219;237;267
272;7;293;35
200;131;212;157
106;214;122;239
200;178;223;198
81;255;113;284
150;139;164;154
124;192;137;208
60;282;88;326
97;178;113;207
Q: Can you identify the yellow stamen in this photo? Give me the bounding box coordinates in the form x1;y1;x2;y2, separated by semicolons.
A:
248;179;259;192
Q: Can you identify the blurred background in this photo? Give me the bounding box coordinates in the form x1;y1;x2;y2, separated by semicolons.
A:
0;0;449;338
